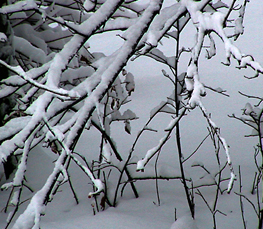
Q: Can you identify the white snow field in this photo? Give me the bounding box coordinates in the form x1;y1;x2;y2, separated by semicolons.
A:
0;0;263;228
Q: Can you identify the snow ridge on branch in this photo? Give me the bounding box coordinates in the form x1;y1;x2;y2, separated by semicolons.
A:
180;0;263;108
0;0;262;227
2;0;163;228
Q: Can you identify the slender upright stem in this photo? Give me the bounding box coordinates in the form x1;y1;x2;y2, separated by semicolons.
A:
174;20;194;219
256;111;263;228
238;165;247;229
154;151;161;206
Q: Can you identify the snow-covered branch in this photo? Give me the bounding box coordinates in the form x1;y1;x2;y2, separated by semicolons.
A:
0;59;79;99
0;62;51;99
138;0;212;54
182;0;263;107
44;118;104;197
9;1;163;227
0;0;262;227
198;102;236;193
0;0;39;14
1;136;33;190
136;108;187;172
0;0;126;162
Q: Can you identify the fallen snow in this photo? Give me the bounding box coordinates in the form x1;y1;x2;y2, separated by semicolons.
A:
170;215;198;229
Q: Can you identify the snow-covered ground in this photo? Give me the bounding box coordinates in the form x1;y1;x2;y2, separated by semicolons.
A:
1;1;263;228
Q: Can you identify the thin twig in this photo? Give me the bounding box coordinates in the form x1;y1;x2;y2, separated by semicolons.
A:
234;192;260;217
183;132;210;162
238;165;247;229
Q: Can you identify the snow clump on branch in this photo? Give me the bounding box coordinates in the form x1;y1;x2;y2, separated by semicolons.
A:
180;0;263;108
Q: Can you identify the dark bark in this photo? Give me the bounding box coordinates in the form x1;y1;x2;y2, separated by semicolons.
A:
0;0;16;179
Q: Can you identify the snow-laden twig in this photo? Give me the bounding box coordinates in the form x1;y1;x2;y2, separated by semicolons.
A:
12;151;67;229
12;118;102;229
198;102;236;193
11;1;162;226
3;135;36;228
0;0;38;14
98;17;138;33
43;117;104;196
0;62;51;99
71;155;104;198
55;0;163;159
181;0;263;105
136;108;186;172
138;0;212;54
59;0;164;171
0;60;80;99
0;0;126;163
1;137;32;190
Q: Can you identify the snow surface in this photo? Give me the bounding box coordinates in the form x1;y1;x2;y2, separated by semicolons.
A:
170;215;198;229
1;0;263;228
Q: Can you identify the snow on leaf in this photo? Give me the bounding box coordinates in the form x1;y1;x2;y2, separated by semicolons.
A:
146;31;158;47
13;36;47;64
0;0;38;14
251;107;262;119
136;160;145;172
14;24;48;54
102;141;112;163
187;84;202;109
186;63;197;78
139;2;185;54
185;77;194;92
0;32;7;42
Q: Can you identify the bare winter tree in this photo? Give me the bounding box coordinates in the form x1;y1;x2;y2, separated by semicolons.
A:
0;0;262;228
